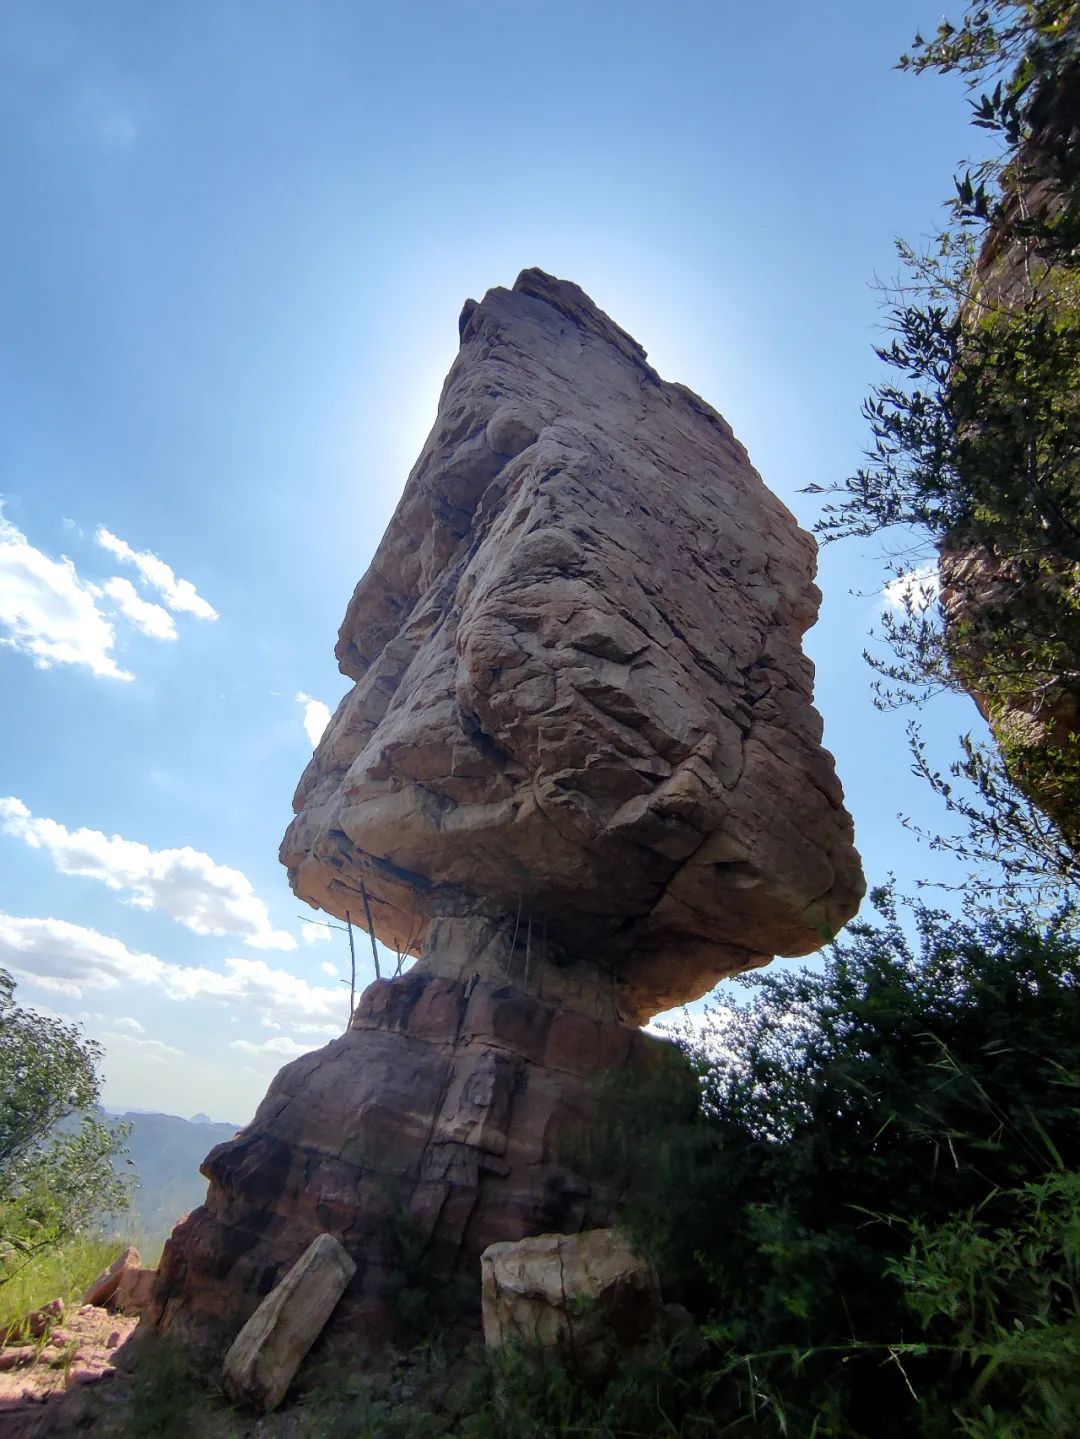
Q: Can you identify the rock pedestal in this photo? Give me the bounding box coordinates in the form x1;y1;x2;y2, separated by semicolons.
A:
152;270;862;1362
153;967;662;1349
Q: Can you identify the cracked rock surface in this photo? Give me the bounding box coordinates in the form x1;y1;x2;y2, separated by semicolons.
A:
283;267;863;1019
152;271;863;1361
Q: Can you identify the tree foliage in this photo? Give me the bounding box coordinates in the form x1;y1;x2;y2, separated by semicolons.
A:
0;969;130;1285
598;893;1080;1436
808;1;1080;903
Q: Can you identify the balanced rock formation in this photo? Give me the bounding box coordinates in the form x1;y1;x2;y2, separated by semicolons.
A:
282;268;862;1016
152;270;862;1358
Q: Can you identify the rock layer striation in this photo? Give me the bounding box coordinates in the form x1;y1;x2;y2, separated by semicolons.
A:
153;271;862;1358
283;267;863;1017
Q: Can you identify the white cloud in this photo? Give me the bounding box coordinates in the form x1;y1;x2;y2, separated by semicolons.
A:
0;914;162;997
320;960;338;978
102;1032;183;1064
0;506;131;680
0;796;296;951
883;563;939;613
229;1036;312;1060
1;911;346;1033
95;527;217;622
301;920;333;946
101;577;177;641
112;1015;145;1035
295;693;331;748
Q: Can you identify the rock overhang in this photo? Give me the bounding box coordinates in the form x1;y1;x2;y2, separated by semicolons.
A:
280;268;864;1019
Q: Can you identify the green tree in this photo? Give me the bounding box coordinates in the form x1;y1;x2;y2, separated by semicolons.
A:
807;1;1080;907
0;969;131;1285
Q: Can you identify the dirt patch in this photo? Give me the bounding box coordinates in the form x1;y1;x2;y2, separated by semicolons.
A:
0;1304;138;1435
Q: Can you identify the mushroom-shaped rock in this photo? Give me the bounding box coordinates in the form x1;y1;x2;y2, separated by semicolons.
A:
152;272;862;1362
283;268;863;1019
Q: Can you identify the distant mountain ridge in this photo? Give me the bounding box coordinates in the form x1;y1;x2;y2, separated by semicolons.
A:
112;1110;240;1248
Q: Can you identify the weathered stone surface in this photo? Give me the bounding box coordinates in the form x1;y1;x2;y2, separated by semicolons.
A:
152;272;862;1367
940;521;1080;850
83;1249;140;1309
221;1233;355;1413
110;1265;156;1316
283;268;863;1019
481;1229;663;1376
152;972;664;1349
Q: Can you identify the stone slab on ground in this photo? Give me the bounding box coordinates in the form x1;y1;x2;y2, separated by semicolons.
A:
221;1233;356;1413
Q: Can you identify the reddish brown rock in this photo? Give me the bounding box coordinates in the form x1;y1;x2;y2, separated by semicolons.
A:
153;971;664;1350
83;1249;141;1309
153;272;862;1367
282;269;862;1018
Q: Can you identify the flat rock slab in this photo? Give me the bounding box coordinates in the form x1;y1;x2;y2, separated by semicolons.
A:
221;1233;356;1413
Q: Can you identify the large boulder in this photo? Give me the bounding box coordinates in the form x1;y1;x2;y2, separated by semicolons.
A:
481;1229;663;1377
283;268;863;1019
152;271;862;1362
82;1248;141;1309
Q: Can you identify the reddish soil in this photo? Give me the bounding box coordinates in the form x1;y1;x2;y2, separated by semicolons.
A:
0;1304;138;1434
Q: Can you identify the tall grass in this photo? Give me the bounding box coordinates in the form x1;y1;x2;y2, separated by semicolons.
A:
0;1232;146;1329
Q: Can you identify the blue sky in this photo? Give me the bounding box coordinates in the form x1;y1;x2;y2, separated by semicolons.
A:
1;1;991;1122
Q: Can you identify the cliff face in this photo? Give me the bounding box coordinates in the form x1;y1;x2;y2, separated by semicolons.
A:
940;536;1080;847
152;271;863;1355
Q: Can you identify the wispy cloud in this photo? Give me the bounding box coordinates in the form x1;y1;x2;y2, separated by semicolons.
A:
101;576;177;641
1;912;345;1033
229;1035;312;1060
0;505;131;680
301;920;333;946
295;693;330;748
102;1031;183;1064
95;527;217;622
0;796;296;951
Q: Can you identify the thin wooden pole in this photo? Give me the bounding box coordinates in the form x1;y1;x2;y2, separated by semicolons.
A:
358;877;381;981
344;910;357;1023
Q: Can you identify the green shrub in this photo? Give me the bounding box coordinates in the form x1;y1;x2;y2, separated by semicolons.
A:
600;891;1080;1436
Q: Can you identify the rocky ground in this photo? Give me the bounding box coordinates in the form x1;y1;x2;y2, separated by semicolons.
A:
0;1303;138;1435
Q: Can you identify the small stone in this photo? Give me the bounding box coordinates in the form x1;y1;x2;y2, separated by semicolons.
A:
0;1346;36;1371
106;1330;122;1350
68;1363;114;1385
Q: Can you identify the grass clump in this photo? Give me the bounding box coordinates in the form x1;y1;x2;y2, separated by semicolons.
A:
0;1232;123;1331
